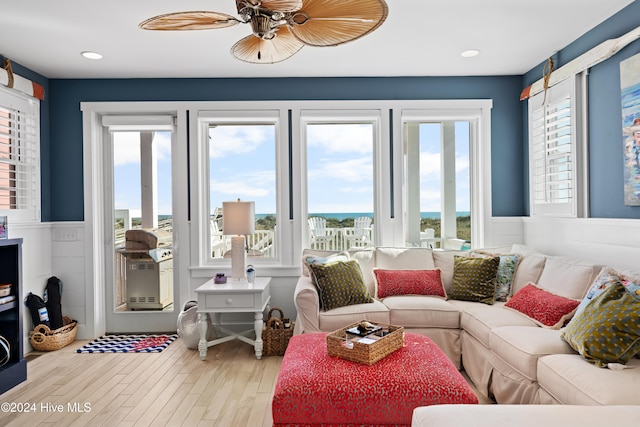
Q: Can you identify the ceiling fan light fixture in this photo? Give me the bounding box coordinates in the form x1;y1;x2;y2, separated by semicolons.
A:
139;0;388;63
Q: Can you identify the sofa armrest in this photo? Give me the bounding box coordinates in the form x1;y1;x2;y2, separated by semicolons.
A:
293;275;321;333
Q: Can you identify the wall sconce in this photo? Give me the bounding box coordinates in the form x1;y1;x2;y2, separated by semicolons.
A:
222;199;255;280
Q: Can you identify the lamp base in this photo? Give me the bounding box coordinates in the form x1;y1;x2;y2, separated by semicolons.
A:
230;235;246;279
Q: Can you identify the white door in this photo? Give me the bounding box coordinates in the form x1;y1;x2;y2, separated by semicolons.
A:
102;116;179;333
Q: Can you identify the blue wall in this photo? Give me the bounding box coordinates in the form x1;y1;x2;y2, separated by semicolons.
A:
47;76;523;221
523;1;640;218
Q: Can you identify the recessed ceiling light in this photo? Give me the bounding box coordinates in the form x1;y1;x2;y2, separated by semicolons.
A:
81;51;103;60
461;49;480;58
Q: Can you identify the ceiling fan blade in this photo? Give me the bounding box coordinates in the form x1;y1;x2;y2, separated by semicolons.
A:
235;1;303;13
289;0;388;47
231;26;304;64
260;0;303;12
139;11;240;31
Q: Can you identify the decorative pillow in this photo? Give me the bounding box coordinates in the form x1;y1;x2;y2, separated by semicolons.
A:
561;281;640;367
504;283;580;329
373;269;446;299
307;260;373;311
302;251;350;276
470;252;520;301
449;255;500;305
573;268;620;318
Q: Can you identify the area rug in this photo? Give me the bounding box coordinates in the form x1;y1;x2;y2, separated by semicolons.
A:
76;334;178;353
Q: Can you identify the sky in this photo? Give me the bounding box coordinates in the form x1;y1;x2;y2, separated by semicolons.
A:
112;122;471;218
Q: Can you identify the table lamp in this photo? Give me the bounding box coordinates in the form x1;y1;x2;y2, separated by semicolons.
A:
222;199;255;280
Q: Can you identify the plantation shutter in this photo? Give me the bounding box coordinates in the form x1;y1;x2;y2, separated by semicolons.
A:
528;77;578;216
0;86;40;219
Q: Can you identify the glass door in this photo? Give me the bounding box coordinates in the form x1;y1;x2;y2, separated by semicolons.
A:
103;117;178;333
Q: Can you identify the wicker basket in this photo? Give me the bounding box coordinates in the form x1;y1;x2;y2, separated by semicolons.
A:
327;321;404;365
262;308;294;356
29;315;77;351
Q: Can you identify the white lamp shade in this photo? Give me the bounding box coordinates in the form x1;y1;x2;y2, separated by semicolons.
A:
222;200;255;235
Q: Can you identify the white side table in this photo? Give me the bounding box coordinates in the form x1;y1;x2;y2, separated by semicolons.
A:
195;276;271;360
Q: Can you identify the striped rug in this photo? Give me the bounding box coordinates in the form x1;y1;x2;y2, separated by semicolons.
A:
76;334;178;353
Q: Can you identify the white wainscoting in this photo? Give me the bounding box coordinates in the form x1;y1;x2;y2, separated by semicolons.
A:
523;217;640;272
8;222;53;351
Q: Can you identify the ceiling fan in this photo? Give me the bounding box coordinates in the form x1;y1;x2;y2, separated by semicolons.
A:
139;0;388;64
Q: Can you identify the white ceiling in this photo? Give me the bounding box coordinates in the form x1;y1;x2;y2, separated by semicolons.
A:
0;0;635;79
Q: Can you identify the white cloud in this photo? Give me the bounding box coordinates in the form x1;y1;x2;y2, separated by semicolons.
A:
209;125;272;159
309;156;373;183
211;169;275;200
307;124;372;154
112;131;172;166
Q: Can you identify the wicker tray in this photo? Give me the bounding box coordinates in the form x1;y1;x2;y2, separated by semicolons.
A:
327;321;404;365
29;315;77;351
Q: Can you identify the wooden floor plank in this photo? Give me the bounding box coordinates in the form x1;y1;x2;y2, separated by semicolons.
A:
0;334;490;426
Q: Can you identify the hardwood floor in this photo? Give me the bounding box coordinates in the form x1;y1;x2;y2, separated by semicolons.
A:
0;338;282;426
0;337;492;426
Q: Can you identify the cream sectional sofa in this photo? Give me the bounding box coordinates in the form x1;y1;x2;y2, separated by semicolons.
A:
293;245;640;406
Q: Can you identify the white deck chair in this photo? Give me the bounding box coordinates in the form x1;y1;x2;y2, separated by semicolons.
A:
308;217;333;249
344;216;373;248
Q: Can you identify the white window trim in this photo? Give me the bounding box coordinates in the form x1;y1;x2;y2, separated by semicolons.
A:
299;109;383;248
191;109;289;269
0;85;41;223
82;99;492;289
528;74;588;218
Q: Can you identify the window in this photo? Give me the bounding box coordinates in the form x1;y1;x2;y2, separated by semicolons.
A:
403;120;472;248
209;123;277;259
528;76;587;217
304;120;375;250
0;87;40;221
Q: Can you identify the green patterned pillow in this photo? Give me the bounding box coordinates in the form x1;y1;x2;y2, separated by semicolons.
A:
561;281;640;367
308;260;373;311
449;255;500;305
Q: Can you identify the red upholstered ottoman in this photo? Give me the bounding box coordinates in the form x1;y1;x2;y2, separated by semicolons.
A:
272;332;478;427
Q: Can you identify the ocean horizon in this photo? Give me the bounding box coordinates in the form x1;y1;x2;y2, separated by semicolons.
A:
255;212;470;220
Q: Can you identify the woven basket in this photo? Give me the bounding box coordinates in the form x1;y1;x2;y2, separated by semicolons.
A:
29;315;77;351
327;321;404;365
262;308;294;356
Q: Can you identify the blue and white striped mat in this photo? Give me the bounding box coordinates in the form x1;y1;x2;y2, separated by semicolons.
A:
76;334;178;353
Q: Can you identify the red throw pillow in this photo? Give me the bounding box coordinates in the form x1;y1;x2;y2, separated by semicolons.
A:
374;269;446;299
505;283;580;329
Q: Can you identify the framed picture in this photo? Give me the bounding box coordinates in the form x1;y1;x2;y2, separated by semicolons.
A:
621;52;640;206
0;216;6;239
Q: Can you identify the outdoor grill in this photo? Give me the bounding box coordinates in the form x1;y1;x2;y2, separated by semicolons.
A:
120;228;173;310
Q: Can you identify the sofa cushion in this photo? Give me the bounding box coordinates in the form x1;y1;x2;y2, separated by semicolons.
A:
489;326;574;381
537;354;640;405
318;299;390;332
375;247;436;270
504;283;580;329
536;256;601;300
384;296;460;329
432;250;465;292
348;248;376;296
561;281;640;367
449;255;500;304
412;404;640;427
373;268;446;299
307;260;373;311
455;301;537;347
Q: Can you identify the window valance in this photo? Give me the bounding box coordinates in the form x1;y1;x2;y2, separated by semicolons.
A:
1;59;45;101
